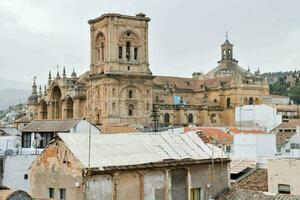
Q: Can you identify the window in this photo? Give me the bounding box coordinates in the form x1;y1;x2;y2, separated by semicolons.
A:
227;98;231;108
226;146;231;153
134;47;138;60
38;133;54;149
188;114;193;124
164;113;170;124
24;174;28;180
128;90;133;98
101;42;104;61
22;133;31;148
60;188;66;200
278;184;290;194
119;46;123;59
249;97;254;105
126;41;131;61
128;104;134;116
127;66;130;71
49;188;54;198
191;188;201;200
290;143;300;149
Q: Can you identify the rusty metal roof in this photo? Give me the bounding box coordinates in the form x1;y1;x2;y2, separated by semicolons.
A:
58;132;228;170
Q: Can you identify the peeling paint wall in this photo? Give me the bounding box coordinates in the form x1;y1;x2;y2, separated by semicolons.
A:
144;170;165;200
29;140;84;200
85;174;113;200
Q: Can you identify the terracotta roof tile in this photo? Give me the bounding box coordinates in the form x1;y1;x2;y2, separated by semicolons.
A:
232;169;268;192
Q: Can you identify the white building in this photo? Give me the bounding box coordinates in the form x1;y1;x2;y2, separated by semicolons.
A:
235;104;282;132
232;133;277;168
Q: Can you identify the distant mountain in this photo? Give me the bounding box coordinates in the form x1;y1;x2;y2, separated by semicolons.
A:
0;88;31;110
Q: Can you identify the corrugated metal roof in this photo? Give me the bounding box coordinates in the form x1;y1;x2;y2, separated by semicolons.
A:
58;132;227;170
22;119;82;132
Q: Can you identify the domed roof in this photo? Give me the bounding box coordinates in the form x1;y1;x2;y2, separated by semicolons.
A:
27;94;38;104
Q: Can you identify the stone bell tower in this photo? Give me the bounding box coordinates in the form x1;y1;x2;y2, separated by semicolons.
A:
88;13;152;76
86;13;153;126
219;33;238;69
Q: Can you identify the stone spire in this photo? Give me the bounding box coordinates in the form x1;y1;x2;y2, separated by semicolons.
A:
56;65;60;79
62;66;66;79
48;71;52;86
32;76;37;95
71;68;77;79
38;85;42;97
44;85;47;96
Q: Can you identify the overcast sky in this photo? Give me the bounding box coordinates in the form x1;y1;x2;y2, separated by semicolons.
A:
0;0;300;86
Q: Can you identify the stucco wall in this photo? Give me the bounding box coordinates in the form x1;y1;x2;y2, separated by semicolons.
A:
268;159;300;195
2;154;37;192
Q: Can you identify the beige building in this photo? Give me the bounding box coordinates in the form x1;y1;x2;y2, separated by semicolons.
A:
29;132;230;200
27;13;269;127
268;158;300;195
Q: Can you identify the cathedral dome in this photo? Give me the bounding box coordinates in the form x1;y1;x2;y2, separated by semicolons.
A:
27;94;38;104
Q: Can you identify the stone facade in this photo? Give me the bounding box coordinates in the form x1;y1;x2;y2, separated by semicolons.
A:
27;13;269;127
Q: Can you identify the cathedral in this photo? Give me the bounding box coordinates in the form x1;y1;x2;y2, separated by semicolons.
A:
27;13;269;127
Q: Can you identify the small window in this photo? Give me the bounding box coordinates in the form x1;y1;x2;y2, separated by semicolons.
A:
188;114;193;124
22;133;31;148
226;146;231;153
191;188;201;200
128;104;134;116
119;46;123;59
128;66;130;71
60;188;66;200
24;174;28;180
128;90;133;99
186;81;190;86
126;41;131;61
278;184;290;194
49;188;54;198
134;48;138;60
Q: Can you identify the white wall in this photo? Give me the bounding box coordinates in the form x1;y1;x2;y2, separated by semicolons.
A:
0;136;21;155
2;154;37;192
233;134;277;161
235;104;282;132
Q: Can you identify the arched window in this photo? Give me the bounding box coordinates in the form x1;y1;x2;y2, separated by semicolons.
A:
95;32;105;62
249;97;254;105
126;41;131;61
52;86;62;119
164;113;170;124
128;104;134;116
66;98;74;119
211;113;217;125
134;47;138;60
112;88;115;97
112;102;116;114
128;90;133;99
255;97;259;105
119;46;123;59
188;114;193;124
227;98;231;108
244;97;248;105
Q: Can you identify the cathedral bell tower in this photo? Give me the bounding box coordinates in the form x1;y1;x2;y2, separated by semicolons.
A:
218;33;238;69
88;13;152;76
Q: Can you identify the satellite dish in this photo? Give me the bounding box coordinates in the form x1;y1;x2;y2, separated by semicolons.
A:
13;138;21;148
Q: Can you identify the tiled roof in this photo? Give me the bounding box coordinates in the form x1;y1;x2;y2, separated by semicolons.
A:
22;119;81;132
218;189;300;200
14;115;32;123
232;169;268;192
275;105;298;112
276;132;296;145
230;127;266;134
57;132;228;170
184;127;233;145
276;119;300;129
153;75;234;90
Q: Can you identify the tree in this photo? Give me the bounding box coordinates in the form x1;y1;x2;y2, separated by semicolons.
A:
288;85;300;104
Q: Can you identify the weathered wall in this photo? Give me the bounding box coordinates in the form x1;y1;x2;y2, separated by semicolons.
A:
2;155;37;192
29;140;84;200
85;162;230;200
268;159;300;195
